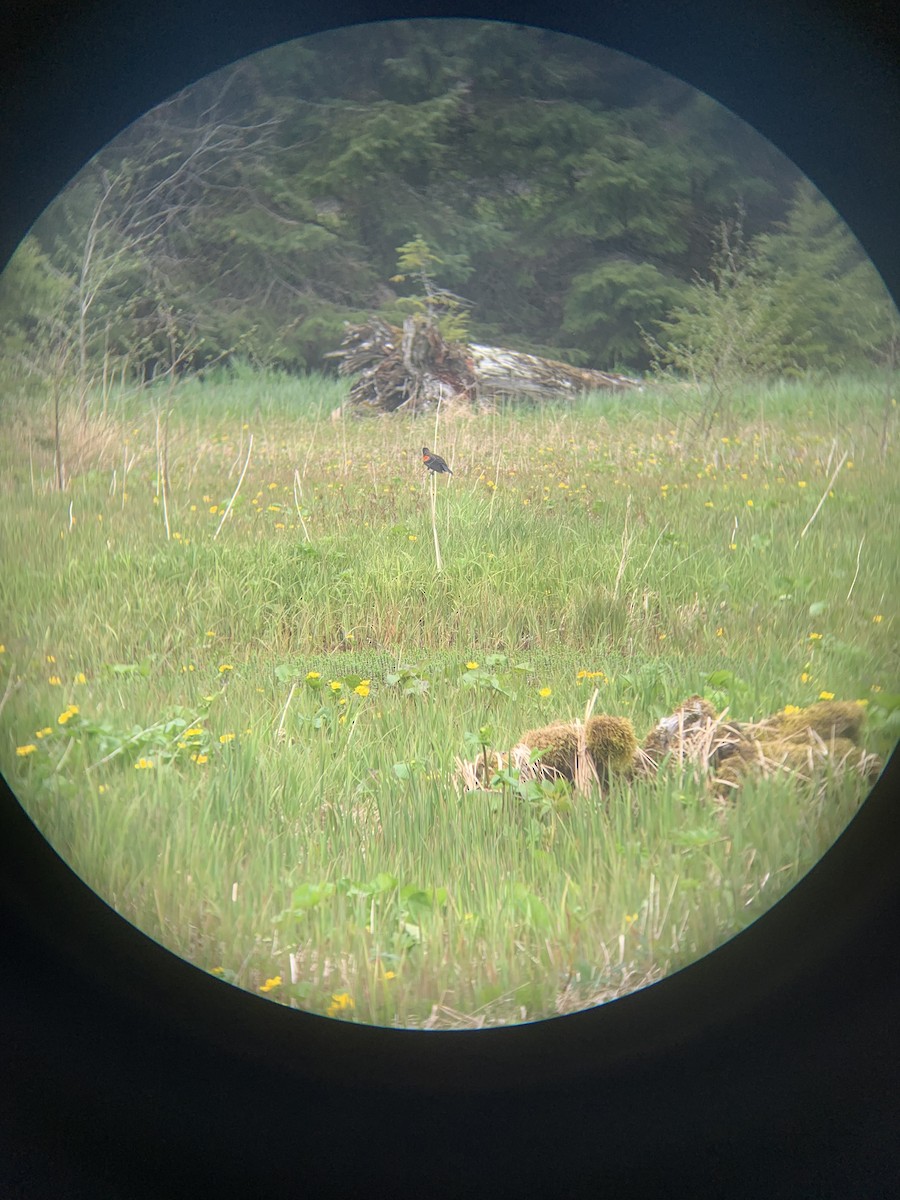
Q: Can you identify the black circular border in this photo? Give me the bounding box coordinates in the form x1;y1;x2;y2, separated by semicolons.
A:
2;2;899;1196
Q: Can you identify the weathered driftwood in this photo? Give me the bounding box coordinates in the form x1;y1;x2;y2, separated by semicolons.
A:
469;343;641;399
327;316;641;413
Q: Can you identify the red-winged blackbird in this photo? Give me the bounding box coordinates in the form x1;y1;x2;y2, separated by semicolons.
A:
422;447;452;474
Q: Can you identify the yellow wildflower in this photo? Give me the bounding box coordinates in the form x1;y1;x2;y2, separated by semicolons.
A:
57;706;79;724
465;661;479;670
74;672;86;684
35;727;53;739
538;687;552;698
134;758;154;769
798;481;807;488
329;680;341;691
808;632;822;641
259;976;282;994
191;753;209;764
48;675;61;686
16;744;37;757
873;614;883;624
306;671;321;680
218;664;233;673
219;732;235;744
354;681;371;697
783;704;802;715
819;691;835;701
326;992;354;1016
801;673;812;684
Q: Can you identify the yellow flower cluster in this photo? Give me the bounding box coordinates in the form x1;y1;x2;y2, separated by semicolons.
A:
58;705;79;725
326;991;354;1017
259;975;282;994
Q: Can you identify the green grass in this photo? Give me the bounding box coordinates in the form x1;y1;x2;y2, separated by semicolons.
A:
1;370;897;1027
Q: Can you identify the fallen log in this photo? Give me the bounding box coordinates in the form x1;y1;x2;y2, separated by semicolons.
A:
469;343;642;399
326;315;641;413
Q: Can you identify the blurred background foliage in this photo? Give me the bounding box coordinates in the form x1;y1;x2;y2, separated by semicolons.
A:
0;20;896;396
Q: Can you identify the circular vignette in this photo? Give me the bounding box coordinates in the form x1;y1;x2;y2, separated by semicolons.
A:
1;2;899;1193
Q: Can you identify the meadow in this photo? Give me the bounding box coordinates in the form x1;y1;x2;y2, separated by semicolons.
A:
0;369;896;1027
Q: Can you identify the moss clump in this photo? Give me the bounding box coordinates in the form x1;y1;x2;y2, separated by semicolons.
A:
585;715;638;770
520;721;581;778
767;700;866;744
521;715;637;781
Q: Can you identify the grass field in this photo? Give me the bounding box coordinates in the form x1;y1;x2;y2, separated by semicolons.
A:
1;370;897;1027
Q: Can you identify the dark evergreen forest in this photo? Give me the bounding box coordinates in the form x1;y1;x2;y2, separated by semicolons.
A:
1;20;895;388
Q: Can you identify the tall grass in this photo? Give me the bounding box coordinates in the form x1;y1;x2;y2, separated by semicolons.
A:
1;370;896;1027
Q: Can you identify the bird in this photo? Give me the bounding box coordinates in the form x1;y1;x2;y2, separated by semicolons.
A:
422;447;452;474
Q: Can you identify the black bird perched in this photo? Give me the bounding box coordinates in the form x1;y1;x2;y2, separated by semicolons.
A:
422;447;452;474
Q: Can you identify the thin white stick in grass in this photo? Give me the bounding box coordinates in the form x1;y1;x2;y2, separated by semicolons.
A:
572;688;600;796
798;449;848;542
159;427;171;544
488;447;502;526
213;433;253;540
430;471;443;573
612;495;634;601
275;682;297;742
293;469;312;542
68;501;74;531
432;383;444;455
636;521;670;578
154;409;162;499
846;535;865;602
